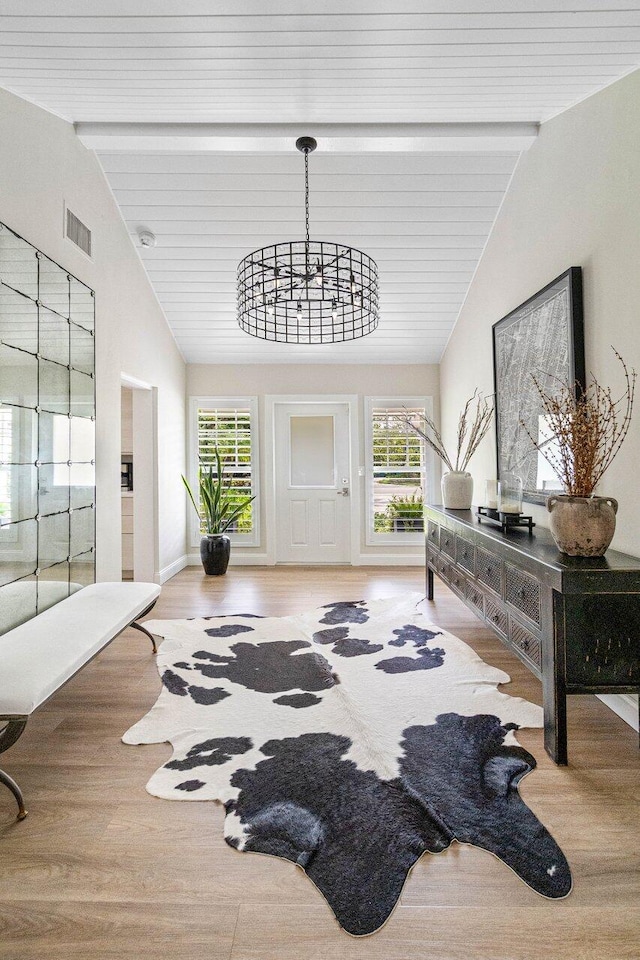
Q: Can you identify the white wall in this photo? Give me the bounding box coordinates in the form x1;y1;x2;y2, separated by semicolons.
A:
440;69;640;728
120;386;133;456
441;69;640;551
187;363;440;563
0;86;187;581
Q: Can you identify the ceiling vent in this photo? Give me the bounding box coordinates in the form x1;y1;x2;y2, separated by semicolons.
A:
65;207;92;258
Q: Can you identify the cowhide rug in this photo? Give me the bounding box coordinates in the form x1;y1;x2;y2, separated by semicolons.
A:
123;595;572;935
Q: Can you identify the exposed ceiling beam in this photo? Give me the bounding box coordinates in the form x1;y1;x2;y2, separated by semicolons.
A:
76;121;537;153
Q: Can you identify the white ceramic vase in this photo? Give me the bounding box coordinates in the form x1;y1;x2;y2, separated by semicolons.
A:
441;471;473;510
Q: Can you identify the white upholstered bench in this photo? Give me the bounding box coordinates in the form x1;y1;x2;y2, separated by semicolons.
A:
0;581;161;821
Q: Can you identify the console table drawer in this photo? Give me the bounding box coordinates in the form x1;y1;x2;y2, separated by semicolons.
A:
440;530;455;559
435;554;451;582
505;564;541;625
449;565;466;599
427;520;440;550
465;580;485;615
485;596;508;638
509;618;542;670
477;546;503;597
456;536;475;574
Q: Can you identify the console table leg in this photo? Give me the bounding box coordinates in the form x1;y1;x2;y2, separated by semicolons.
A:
543;662;568;765
427;566;434;601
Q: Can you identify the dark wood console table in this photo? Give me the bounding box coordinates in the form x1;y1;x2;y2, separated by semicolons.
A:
425;504;640;764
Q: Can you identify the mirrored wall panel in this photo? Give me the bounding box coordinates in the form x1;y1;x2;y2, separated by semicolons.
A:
0;221;95;635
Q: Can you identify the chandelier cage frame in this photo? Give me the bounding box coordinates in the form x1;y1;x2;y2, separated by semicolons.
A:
237;137;379;344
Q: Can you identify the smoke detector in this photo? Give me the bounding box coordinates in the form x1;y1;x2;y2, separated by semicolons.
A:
138;229;156;248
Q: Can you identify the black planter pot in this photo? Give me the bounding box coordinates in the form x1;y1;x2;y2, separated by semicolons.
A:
200;534;231;576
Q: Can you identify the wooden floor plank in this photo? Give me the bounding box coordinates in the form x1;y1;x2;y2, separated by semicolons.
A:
229;903;640;960
1;566;638;959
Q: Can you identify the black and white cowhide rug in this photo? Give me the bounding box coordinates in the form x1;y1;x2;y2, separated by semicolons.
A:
123;595;571;935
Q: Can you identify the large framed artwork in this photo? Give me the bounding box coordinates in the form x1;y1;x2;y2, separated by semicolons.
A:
492;268;585;505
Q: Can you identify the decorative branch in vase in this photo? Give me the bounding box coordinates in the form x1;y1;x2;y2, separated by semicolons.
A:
521;348;636;556
395;391;493;510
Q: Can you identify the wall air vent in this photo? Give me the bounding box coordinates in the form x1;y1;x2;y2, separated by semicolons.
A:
65;207;92;258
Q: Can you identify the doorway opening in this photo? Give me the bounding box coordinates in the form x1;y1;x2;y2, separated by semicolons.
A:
120;386;134;579
120;374;159;583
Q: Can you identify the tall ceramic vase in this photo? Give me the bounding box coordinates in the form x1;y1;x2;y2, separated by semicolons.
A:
547;495;617;557
441;471;473;510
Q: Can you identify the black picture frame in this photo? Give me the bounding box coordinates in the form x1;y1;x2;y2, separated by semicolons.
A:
492;267;585;505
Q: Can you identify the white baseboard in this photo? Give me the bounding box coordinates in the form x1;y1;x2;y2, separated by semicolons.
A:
597;693;639;732
159;554;189;583
186;553;422;567
355;554;425;566
187;553;270;566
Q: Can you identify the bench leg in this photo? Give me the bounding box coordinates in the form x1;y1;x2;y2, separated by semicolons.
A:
130;619;157;654
0;719;29;821
0;768;27;821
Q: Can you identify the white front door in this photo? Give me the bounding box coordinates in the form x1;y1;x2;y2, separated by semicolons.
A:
274;402;351;563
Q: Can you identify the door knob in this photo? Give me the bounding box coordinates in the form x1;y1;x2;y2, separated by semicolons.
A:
337;486;349;497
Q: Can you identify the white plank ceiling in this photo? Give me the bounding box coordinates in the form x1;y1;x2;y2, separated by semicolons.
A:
1;1;639;363
99;149;516;363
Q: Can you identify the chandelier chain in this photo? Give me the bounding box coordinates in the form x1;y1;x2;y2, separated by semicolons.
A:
304;147;310;247
236;136;378;343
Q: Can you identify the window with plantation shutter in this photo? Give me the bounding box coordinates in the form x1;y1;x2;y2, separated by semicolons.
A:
190;397;259;546
365;397;432;544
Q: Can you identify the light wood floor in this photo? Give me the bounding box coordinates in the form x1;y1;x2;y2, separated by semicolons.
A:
1;566;639;960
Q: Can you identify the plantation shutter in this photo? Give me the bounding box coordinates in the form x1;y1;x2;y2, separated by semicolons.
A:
196;405;254;535
370;403;426;537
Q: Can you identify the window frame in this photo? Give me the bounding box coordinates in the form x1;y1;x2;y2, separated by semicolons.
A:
188;396;260;549
364;395;434;547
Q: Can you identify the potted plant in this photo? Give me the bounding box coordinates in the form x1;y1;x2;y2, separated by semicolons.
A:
522;349;636;557
387;492;424;532
182;447;255;575
395;391;493;510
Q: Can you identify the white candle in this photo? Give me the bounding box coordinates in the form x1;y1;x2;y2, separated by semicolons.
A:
484;480;498;510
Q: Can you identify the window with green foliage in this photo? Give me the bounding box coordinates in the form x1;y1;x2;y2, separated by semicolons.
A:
192;398;259;544
366;399;429;542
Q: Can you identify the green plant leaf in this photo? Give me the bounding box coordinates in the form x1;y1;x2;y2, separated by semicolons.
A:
219;496;256;533
181;474;201;523
189;445;255;536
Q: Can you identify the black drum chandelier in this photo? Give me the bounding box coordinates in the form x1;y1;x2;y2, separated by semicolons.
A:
237;137;379;343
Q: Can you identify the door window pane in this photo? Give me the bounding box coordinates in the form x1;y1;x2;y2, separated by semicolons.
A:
290;416;335;488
